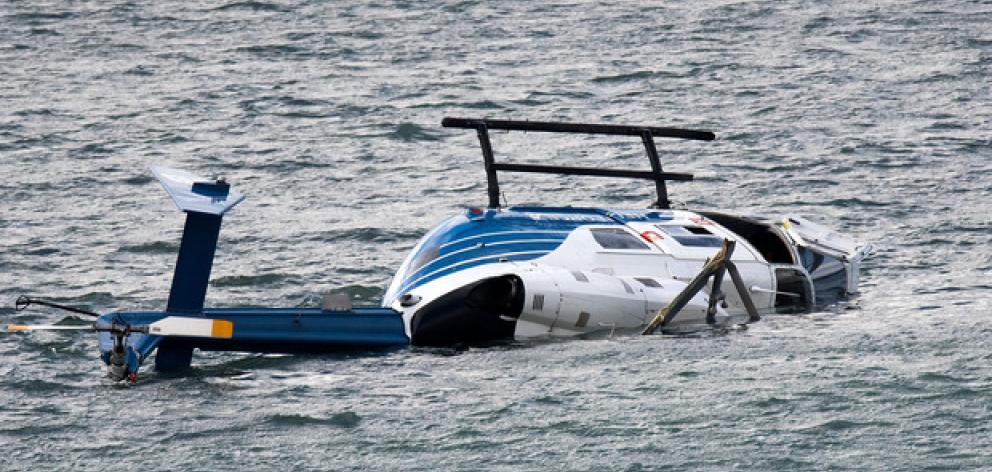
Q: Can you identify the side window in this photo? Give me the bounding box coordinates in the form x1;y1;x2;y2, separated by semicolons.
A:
634;277;662;288
656;225;724;247
591;228;650;250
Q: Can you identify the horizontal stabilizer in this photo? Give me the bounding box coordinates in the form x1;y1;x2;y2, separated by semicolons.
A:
151;166;245;215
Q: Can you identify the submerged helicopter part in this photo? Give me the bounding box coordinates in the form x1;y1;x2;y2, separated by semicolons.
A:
6;314;238;381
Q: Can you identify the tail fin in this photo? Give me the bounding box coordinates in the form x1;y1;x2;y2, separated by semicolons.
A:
151;166;245;314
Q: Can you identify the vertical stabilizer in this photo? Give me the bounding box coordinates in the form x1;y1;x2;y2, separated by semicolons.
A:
168;211;222;313
150;166;244;371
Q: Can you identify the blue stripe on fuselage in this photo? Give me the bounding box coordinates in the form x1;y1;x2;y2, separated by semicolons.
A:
395;239;563;293
384;206;675;304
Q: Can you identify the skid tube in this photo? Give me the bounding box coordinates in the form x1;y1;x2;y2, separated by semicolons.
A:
642;239;761;335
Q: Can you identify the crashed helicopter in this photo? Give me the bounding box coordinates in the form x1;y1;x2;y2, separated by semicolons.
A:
8;117;872;381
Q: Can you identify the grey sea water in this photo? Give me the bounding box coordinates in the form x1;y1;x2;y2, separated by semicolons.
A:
1;0;990;470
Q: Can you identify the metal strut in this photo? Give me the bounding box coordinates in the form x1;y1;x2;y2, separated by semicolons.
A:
442;117;713;209
642;239;761;335
475;123;501;209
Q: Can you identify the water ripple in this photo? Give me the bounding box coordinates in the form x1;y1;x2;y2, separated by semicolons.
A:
1;1;990;471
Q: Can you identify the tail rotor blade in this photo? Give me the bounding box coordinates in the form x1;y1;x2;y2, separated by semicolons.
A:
6;317;234;338
6;324;93;333
147;317;234;339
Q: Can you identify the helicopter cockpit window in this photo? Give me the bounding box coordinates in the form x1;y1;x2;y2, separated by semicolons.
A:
407;244;441;274
591;228;650;250
656;225;724;247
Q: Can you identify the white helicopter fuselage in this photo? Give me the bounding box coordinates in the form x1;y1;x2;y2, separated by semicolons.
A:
384;207;870;345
